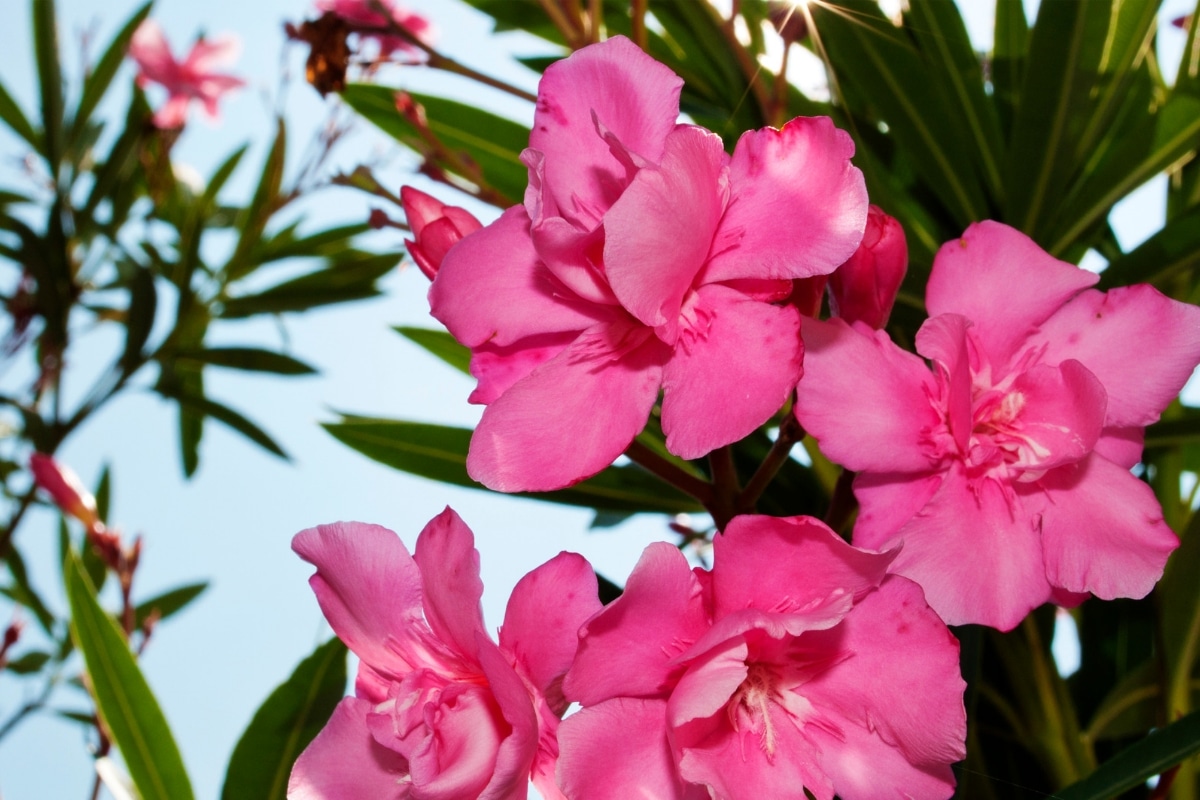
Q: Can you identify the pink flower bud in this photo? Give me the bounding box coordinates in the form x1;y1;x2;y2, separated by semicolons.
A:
828;205;907;329
400;186;482;280
29;453;103;533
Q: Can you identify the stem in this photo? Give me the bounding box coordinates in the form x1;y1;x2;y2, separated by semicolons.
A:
424;53;537;104
708;446;740;531
535;0;584;48
623;438;712;505
736;413;803;514
631;0;648;51
715;3;772;125
823;468;857;536
1021;616;1095;786
0;488;37;561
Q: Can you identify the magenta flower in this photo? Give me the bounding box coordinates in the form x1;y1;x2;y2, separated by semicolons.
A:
827;204;907;329
558;514;966;800
315;0;434;56
794;221;1200;630
400;186;483;280
288;508;601;799
430;36;867;492
127;21;244;129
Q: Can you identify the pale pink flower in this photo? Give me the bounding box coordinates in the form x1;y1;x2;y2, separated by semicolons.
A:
288;508;600;799
315;0;434;56
29;453;103;533
128;21;244;129
400;186;482;280
828;204;907;329
794;221;1200;629
430;36;867;492
558;514;966;800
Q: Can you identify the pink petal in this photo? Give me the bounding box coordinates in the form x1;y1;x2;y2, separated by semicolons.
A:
667;637;748;728
565;542;709;706
557;698;688;800
530;215;619;306
915;314;973;453
794;318;940;474
852;471;942;551
925;221;1098;368
429;206;602;349
466;320;668;492
529;36;682;223
185;34;241;73
129;21;176;80
604;125;727;341
467;333;576;405
412;508;487;660
1027;454;1178;599
152;95;191;129
475;638;541;800
712;515;894;621
1028;284;1200;427
287;698;408;800
660;284;803;460
395;682;506;800
1006;360;1106;472
703;116;868;283
828;204;907;329
292;521;424;674
884;466;1052;630
499;552;601;710
1094;426;1145;470
802;576;966;772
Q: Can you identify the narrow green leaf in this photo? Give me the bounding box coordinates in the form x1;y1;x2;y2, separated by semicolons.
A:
159;385;288;461
64;550;196;800
120;266;157;374
324;416;703;515
992;0;1030;137
1056;711;1200;800
4;545;56;633
173;347;317;376
203;145;249;206
220;253;396;318
1100;203;1200;289
72;1;153;139
220;637;347;800
0;78;40;150
134;582;209;630
341;85;531;204
33;0;65;169
225;120;287;282
252;222;371;263
5;650;52;675
1146;416;1200;449
394;326;471;375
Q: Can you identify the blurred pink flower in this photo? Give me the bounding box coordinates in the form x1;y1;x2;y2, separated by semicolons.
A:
128;20;244;129
29;453;103;533
288;508;600;799
558;514;966;800
315;0;434;56
827;204;907;329
429;36;867;492
794;221;1200;629
400;186;482;280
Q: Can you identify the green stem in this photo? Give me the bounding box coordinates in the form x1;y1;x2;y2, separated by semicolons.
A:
623;438;712;506
1021;616;1095;786
708;446;740;531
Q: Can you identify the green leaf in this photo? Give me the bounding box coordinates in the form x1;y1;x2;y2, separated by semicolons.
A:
64;550;196;800
4;650;51;675
220;253;396;318
252;222;372;263
341;85;531;204
1056;710;1200;800
220;637;347;800
133;582;208;630
33;0;65;168
120;265;157;375
0;78;40;150
159;385;288;461
1100;202;1200;289
4;545;56;633
324;415;703;515
992;0;1030;137
394;326;471;375
72;1;153;140
225;120;287;282
173;347;317;376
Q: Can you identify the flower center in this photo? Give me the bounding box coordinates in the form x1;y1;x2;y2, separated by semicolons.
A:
728;661;781;760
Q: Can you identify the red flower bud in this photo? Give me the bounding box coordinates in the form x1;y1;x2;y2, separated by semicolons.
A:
828;205;907;329
400;186;483;280
29;453;104;533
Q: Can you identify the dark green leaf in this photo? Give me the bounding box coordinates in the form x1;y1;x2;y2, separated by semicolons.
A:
992;0;1030;138
94;465;111;524
1101;203;1200;289
173;347;317;376
0;78;39;150
159;384;288;461
225;120;287;281
394;326;470;375
1056;710;1200;800
325;415;702;514
220;638;347;800
219;253;396;318
5;650;51;675
341;85;531;204
64;550;196;800
253;222;371;263
121;266;157;374
33;0;65;168
4;545;56;633
203;145;249;206
72;1;153;140
134;582;208;630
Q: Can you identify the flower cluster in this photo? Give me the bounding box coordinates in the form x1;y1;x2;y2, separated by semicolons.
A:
291;34;1200;800
127;20;244;129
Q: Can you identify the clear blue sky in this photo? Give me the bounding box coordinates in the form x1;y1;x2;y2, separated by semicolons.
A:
0;1;1193;798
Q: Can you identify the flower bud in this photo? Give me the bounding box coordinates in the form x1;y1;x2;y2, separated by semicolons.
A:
400;186;482;280
828;204;907;329
29;453;103;533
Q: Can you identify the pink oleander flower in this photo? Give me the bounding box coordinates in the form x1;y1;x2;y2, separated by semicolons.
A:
128;21;244;130
29;453;103;533
430;36;867;492
794;221;1200;630
828;204;907;329
401;186;483;280
316;0;434;56
288;508;600;799
558;514;967;800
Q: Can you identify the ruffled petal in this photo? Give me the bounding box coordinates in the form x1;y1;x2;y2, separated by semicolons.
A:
499;551;601;710
1006;360;1106;473
429;206;601;348
557;698;687;800
466;320;668;492
288;698;409;800
475;638;541;800
565;542;709;705
1027;454;1178;599
530;35;682;221
1094;426;1145;470
660;284;802;460
604;125;727;341
412;508;487;661
467;333;576;405
703;117;868;283
925;221;1098;368
794;318;941;474
915;314;973;453
1028;284;1200;427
